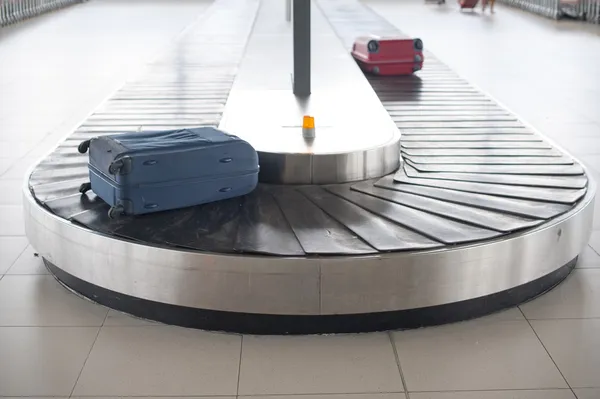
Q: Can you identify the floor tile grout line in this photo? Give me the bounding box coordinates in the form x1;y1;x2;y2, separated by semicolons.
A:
68;324;104;398
7;394;600;399
235;335;244;397
0;325;107;328
518;306;575;395
387;331;411;398
235;392;408;398
390;388;585;395
0;394;584;399
0;394;405;398
100;303;110;327
524;317;600;321
4;242;31;275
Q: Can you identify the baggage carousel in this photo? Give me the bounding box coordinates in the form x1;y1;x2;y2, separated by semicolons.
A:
23;0;595;334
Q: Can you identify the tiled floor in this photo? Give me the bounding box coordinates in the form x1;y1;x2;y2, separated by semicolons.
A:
1;0;600;398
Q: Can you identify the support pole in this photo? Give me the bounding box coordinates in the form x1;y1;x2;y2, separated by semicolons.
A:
293;0;311;97
286;0;292;21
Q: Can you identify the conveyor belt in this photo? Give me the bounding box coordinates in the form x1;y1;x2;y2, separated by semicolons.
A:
28;0;589;257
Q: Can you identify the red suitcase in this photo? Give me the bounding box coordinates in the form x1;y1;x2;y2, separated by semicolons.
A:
459;0;479;9
351;36;424;76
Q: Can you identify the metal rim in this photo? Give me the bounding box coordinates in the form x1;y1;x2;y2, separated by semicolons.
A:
256;133;400;184
23;176;595;317
44;256;577;334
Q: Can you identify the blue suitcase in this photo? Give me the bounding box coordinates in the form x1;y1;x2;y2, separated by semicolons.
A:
78;127;259;218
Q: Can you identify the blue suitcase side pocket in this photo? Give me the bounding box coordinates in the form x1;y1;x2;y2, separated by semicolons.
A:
113;141;258;186
89;166;118;207
126;172;259;215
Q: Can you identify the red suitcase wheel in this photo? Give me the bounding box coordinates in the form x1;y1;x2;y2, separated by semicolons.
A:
413;38;424;51
367;40;380;53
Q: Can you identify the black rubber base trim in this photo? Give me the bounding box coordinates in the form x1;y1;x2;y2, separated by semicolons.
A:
45;257;576;335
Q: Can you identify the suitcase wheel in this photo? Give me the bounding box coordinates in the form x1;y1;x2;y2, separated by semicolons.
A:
367;40;379;53
108;160;124;175
78;140;91;154
108;204;125;219
415;54;423;63
79;182;92;194
372;66;380;75
413;39;424;51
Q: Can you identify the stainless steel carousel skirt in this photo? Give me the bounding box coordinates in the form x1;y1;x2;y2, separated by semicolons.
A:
23;187;592;334
23;0;595;334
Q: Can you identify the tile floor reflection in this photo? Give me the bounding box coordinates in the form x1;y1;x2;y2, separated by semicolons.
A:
0;0;599;398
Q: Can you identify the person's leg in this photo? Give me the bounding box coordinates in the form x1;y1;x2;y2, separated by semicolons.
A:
490;0;495;12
